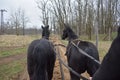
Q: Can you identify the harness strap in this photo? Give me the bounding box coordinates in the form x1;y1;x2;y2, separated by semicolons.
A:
66;39;81;55
71;42;100;65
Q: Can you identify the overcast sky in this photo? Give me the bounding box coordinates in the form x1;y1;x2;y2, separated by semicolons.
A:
0;0;42;28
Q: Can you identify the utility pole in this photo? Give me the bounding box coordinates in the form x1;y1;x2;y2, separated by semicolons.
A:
0;9;7;35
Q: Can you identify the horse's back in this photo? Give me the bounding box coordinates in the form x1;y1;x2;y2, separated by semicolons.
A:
27;38;55;64
86;41;99;60
74;40;99;60
28;38;54;54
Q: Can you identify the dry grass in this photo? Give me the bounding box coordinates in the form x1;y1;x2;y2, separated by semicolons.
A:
0;35;113;80
0;35;40;47
98;41;112;60
0;34;112;59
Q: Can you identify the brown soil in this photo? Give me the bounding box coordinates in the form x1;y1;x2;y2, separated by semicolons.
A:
0;53;26;65
51;37;70;80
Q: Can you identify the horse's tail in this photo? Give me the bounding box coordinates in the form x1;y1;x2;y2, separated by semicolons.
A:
32;45;48;80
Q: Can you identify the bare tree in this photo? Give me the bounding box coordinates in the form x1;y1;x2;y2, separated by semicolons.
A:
21;10;29;35
35;0;120;41
37;0;49;26
9;8;29;35
11;9;21;35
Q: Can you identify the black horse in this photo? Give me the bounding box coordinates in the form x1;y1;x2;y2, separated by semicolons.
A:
92;27;120;80
61;24;100;80
27;25;56;80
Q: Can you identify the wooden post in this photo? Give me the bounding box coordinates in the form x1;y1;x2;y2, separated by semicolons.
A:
56;46;65;80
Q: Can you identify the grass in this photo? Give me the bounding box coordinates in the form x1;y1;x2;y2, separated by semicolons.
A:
0;34;114;80
98;41;112;59
0;35;30;80
0;58;26;80
0;47;27;58
0;35;39;80
79;32;117;41
0;35;40;57
0;35;40;47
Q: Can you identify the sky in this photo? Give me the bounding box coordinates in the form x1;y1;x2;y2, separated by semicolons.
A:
0;0;42;28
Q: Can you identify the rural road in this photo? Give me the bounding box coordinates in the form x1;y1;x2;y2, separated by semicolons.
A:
0;36;89;80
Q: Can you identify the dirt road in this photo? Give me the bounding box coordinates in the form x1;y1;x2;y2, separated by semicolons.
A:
51;37;70;80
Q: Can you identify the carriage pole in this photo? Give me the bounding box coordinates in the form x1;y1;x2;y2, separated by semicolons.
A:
55;46;65;80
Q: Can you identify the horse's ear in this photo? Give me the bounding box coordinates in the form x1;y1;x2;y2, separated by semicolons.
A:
41;25;44;29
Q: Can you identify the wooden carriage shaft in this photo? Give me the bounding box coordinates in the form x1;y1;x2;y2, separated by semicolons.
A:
55;46;65;80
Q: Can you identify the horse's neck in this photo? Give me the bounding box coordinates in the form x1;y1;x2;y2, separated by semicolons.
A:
68;33;78;41
42;36;49;40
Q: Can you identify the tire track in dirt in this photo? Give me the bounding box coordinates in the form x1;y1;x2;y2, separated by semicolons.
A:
0;53;26;65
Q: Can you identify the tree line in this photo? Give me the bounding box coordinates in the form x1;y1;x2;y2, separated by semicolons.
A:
0;8;43;35
37;0;120;40
1;0;120;40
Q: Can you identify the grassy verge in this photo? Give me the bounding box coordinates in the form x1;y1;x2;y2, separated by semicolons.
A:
0;35;40;47
0;35;40;80
0;58;26;80
0;47;27;58
98;41;111;59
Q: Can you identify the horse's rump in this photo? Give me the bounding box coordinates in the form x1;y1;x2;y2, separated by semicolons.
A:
27;38;56;80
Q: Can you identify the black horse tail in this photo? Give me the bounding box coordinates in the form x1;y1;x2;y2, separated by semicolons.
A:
32;45;48;80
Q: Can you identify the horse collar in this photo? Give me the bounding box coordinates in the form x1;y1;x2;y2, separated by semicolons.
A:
71;39;81;46
65;39;81;56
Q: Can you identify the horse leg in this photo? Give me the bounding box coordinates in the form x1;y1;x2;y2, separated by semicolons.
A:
68;57;86;80
70;71;80;80
87;59;99;77
47;54;56;80
68;61;81;80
